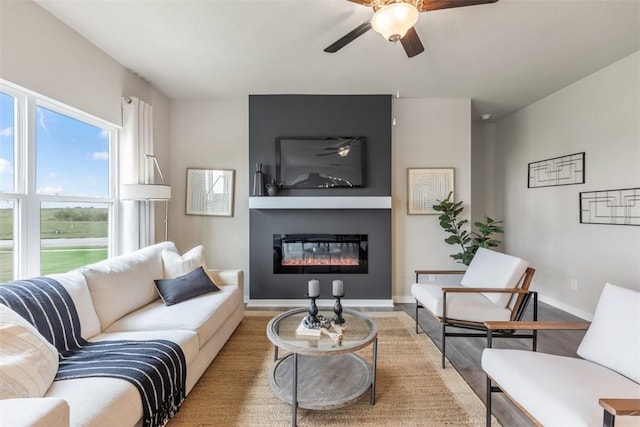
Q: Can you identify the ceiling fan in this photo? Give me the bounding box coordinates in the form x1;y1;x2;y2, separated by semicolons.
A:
315;138;358;157
324;0;499;58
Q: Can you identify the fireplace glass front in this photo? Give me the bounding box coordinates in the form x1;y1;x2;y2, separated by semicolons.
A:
273;234;368;274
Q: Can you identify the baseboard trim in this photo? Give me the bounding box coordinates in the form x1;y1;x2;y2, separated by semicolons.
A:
393;295;416;304
538;295;593;321
246;299;395;308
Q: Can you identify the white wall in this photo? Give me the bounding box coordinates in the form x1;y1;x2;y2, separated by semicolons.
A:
494;51;640;319
393;98;472;302
0;0;172;245
168;99;249;282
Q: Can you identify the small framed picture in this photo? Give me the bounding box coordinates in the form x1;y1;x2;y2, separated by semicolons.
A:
407;168;454;215
186;168;235;217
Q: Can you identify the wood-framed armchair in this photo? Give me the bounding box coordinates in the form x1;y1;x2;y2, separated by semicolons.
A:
482;283;640;427
411;248;537;368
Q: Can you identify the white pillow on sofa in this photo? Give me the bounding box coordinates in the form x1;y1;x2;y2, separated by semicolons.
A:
577;282;640;384
0;304;59;398
161;245;217;284
80;241;178;330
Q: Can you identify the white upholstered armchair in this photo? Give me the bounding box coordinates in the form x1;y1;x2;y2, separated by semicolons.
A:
411;248;536;368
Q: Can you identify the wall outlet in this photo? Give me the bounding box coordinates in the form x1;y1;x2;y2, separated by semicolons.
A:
428;274;436;282
570;279;578;291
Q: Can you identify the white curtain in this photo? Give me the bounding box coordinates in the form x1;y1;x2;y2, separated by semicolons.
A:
120;97;155;253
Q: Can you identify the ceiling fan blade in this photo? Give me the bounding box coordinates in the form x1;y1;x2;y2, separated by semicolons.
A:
420;0;498;12
324;21;372;53
347;0;373;5
400;27;424;58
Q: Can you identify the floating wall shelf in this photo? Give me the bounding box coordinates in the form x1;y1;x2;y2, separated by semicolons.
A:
248;196;392;210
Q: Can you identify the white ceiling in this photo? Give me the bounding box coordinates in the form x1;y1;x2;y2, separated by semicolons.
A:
35;0;640;121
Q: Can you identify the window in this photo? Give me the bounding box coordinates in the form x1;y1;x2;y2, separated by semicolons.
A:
0;80;118;281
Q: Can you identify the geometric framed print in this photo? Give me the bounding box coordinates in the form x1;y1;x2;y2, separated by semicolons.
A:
407;168;454;215
186;168;235;217
528;152;585;188
579;188;640;226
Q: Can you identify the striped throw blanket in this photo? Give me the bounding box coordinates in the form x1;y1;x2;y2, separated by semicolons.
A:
0;277;186;427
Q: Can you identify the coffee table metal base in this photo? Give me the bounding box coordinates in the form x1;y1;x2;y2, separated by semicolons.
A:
270;353;373;411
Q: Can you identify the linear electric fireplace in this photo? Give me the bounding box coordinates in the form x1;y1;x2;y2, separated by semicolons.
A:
273;234;368;274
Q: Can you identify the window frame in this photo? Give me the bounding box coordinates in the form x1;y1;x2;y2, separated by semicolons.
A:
0;79;120;280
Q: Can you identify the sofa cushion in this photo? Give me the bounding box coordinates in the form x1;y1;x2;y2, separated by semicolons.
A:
460;248;529;308
44;376;144;427
89;329;200;369
0;397;69;427
79;241;178;330
482;348;640;426
42;329;199;427
48;271;101;338
155;266;220;306
411;282;511;323
0;304;59;398
105;284;242;349
162;245;218;284
577;283;640;384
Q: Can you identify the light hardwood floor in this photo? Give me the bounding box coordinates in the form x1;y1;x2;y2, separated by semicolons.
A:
249;300;587;426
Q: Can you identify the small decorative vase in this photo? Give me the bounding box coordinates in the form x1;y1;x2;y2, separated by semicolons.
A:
266;180;278;196
252;163;265;196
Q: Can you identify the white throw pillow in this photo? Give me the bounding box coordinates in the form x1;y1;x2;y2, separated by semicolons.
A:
80;241;178;330
48;271;102;339
0;304;59;398
577;283;640;384
161;245;217;283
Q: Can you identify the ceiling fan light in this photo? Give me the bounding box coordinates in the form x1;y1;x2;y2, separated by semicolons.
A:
371;3;419;42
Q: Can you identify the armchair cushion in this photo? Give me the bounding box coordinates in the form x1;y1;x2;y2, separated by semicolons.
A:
482;348;640;427
577;283;640;384
411;283;511;323
461;248;529;308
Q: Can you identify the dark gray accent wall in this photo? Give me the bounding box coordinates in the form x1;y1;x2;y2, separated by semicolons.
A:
249;95;392;300
250;209;391;299
249;95;392;196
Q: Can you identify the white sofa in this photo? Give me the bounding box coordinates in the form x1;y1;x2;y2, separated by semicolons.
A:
482;283;640;426
0;241;244;427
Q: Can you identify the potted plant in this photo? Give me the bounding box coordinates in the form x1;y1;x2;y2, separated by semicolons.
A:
432;192;504;266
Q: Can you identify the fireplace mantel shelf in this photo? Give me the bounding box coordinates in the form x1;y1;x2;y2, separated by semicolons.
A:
249;196;391;209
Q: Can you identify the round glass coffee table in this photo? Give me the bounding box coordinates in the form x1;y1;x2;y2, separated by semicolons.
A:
266;307;378;426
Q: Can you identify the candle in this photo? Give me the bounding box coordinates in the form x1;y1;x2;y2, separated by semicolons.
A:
308;279;320;298
332;279;344;297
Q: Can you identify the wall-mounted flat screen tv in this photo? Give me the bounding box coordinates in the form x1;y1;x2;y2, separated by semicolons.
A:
276;137;366;189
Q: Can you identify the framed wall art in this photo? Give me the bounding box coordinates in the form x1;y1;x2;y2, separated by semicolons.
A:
528;152;585;188
579;187;640;226
186;168;235;217
407;168;454;215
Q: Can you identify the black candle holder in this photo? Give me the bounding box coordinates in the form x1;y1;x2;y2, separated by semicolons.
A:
332;294;345;324
306;294;319;326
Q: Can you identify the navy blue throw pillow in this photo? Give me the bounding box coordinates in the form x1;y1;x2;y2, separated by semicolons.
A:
154;266;220;306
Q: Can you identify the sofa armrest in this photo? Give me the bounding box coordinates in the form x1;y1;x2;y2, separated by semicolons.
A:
209;269;244;293
0;397;69;427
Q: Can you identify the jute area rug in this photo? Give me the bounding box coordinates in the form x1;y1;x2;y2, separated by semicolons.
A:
167;311;499;426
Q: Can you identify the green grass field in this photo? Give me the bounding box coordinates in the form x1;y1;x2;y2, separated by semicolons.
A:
0;207;109;282
0;247;108;283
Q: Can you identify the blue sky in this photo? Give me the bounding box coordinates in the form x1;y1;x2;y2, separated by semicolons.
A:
0;92;110;197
